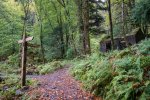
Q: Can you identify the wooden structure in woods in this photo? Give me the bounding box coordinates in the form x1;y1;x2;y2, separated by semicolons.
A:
100;37;122;52
100;28;146;52
18;35;33;86
126;28;146;45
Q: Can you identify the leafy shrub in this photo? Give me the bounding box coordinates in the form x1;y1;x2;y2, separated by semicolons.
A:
7;54;19;67
139;56;150;68
105;57;141;99
0;54;19;74
0;74;38;99
70;54;112;96
0;74;20;99
0;86;17;99
0;62;16;74
131;0;150;26
66;47;75;59
116;49;133;58
0;34;20;58
71;61;90;82
70;39;150;99
136;39;150;55
105;55;150;99
38;61;63;74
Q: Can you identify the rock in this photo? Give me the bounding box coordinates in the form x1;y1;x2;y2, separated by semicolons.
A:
52;86;57;89
16;89;24;96
2;85;9;91
15;86;30;96
43;93;49;97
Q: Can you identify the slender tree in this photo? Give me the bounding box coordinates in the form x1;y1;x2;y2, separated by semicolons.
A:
74;0;84;53
20;0;30;87
82;0;91;54
39;0;45;64
122;0;129;47
108;0;114;50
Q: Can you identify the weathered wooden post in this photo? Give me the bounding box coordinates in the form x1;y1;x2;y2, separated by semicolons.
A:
18;36;33;86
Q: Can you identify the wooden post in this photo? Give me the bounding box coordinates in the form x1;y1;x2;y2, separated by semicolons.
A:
18;36;33;87
21;34;27;86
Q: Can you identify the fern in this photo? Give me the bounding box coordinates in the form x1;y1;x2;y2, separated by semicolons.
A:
70;39;150;99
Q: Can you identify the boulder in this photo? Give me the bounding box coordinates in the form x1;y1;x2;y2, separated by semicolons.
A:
16;89;24;96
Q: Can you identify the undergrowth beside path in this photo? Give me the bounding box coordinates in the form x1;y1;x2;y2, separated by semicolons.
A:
70;39;150;100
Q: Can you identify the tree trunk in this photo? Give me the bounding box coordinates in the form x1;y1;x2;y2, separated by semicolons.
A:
40;20;45;64
108;0;114;50
82;0;91;54
59;10;65;58
122;0;129;47
51;1;65;58
21;0;30;87
74;0;84;54
21;34;27;87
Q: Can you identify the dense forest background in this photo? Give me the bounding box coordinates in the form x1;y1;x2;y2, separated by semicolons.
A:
0;0;150;99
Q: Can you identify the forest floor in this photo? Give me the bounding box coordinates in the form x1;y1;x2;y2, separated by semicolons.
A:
25;67;101;100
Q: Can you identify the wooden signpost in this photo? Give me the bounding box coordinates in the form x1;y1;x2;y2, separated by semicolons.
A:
18;35;33;86
18;36;34;44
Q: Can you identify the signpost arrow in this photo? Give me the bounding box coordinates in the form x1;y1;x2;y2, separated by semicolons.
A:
18;36;34;44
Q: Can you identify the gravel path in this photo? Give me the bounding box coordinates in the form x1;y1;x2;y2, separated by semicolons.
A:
26;68;101;100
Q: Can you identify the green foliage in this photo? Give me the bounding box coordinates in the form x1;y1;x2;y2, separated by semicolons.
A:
70;53;112;96
136;39;150;55
105;55;150;100
34;0;79;60
0;54;20;74
0;74;20;99
0;34;20;58
140;56;150;68
38;61;63;74
0;62;18;74
4;74;20;85
116;49;133;58
0;74;38;99
0;86;17;99
0;0;23;59
70;39;150;99
113;24;122;37
0;0;150;99
131;0;150;25
7;54;19;67
66;47;75;59
99;34;110;42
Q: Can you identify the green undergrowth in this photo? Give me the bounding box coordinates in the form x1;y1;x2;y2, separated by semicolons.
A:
0;60;38;99
38;61;63;75
0;73;38;99
70;39;150;100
